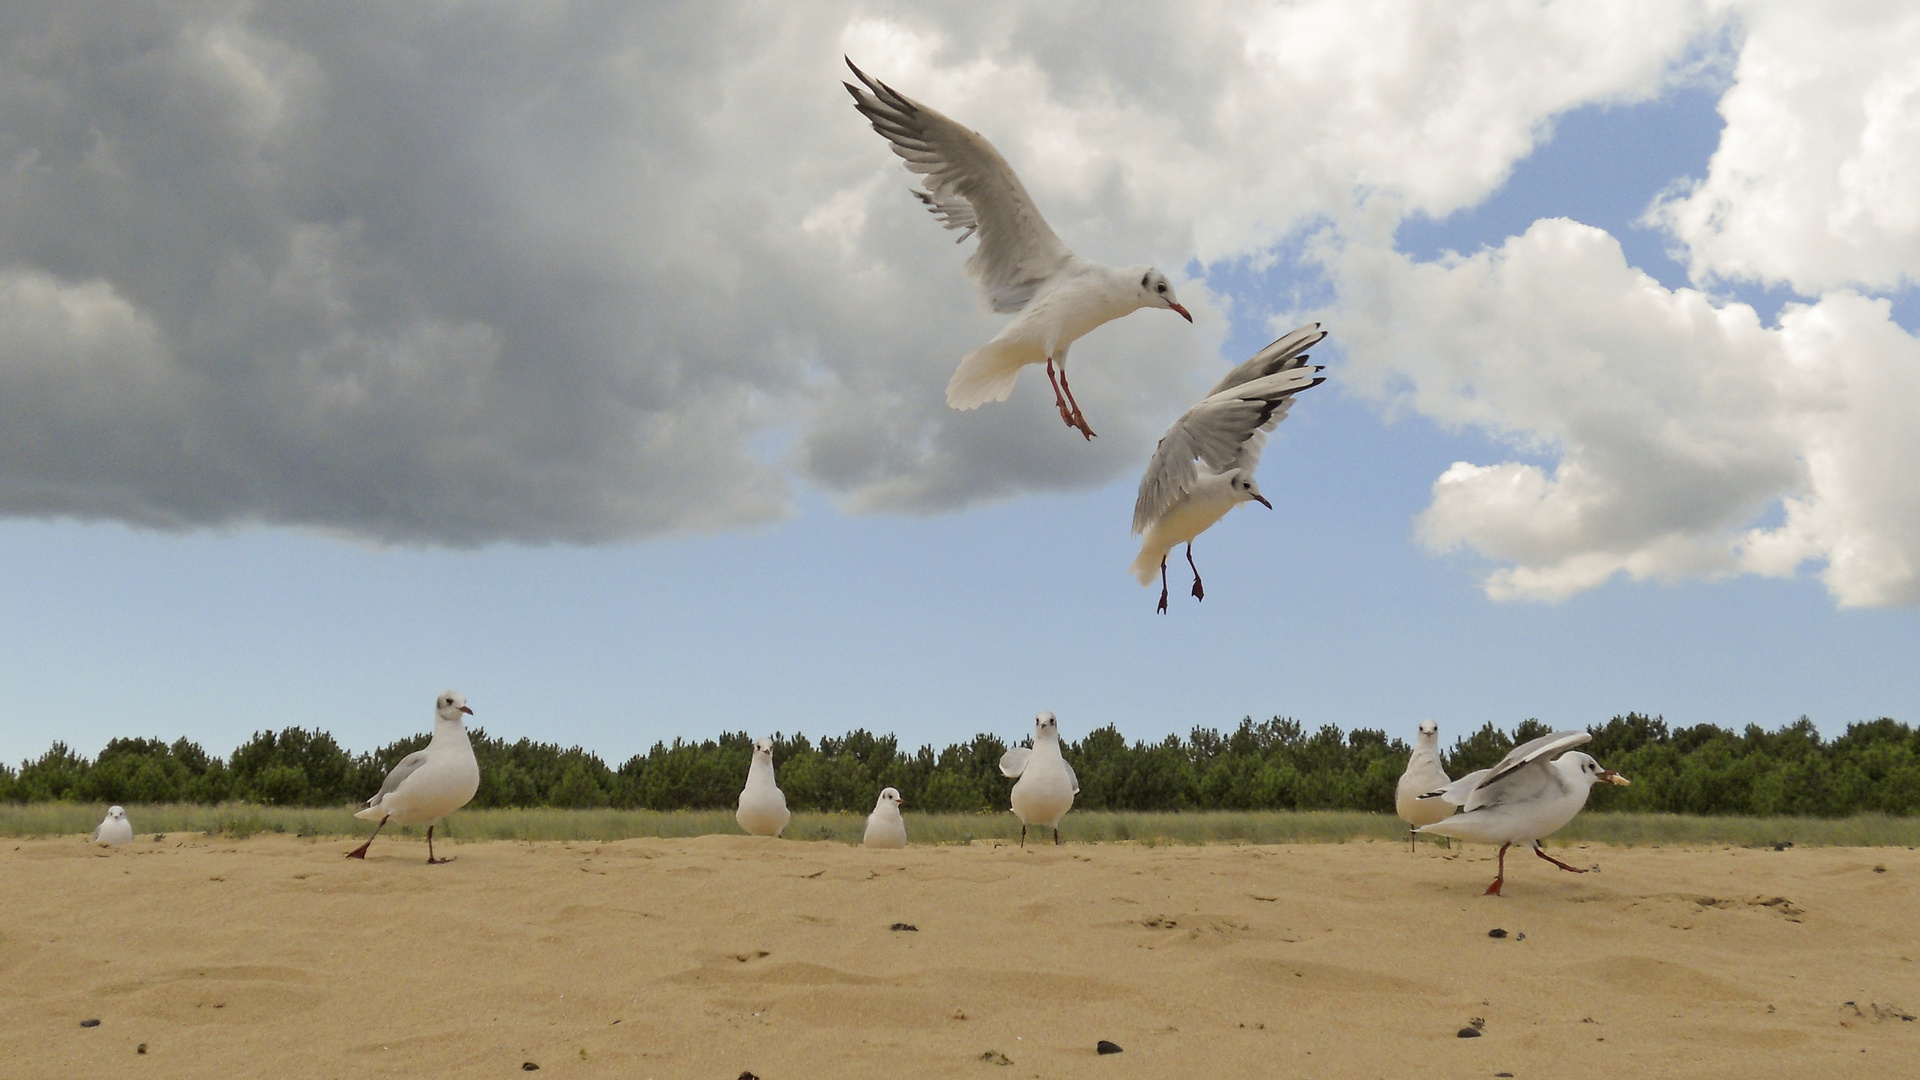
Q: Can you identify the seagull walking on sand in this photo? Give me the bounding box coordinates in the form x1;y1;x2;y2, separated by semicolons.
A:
999;712;1079;846
92;805;133;846
1131;323;1327;612
1417;730;1630;895
864;787;908;849
1395;720;1455;851
347;691;481;864
844;58;1193;441
736;737;792;838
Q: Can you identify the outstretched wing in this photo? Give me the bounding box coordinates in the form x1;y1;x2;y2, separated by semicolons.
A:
999;746;1032;778
369;750;431;805
1205;323;1326;398
1463;731;1590;811
845;59;1074;314
1132;351;1326;534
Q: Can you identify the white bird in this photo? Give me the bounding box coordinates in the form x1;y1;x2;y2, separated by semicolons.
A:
1130;323;1327;612
844;58;1193;441
1395;720;1455;851
999;712;1080;846
347;690;481;864
92;805;133;846
864;787;908;848
1416;730;1630;895
736;737;792;838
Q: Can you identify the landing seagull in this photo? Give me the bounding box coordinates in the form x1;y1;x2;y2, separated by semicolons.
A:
1130;323;1326;612
736;737;792;838
844;58;1192;440
92;805;133;846
864;787;908;848
347;691;481;864
1395;720;1455;851
1417;730;1630;895
1000;712;1079;846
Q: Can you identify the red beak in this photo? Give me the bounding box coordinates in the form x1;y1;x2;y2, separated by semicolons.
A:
460;706;474;715
1169;302;1192;323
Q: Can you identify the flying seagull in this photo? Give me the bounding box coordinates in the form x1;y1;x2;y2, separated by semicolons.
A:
1000;711;1079;846
736;737;792;838
1395;720;1455;851
347;691;481;864
1130;323;1326;612
844;58;1192;440
1417;730;1630;895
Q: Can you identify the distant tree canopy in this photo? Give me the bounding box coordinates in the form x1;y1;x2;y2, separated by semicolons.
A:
2;714;1916;816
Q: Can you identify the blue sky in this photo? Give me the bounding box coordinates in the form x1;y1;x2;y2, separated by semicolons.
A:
3;4;1919;767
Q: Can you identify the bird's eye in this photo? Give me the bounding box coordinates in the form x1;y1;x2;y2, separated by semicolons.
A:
1156;283;1166;293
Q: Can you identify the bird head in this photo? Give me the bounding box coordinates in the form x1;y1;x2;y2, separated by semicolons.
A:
753;737;775;760
108;806;126;820
436;690;474;723
1231;470;1272;509
1035;711;1059;739
1565;752;1631;787
878;787;903;810
1136;268;1192;322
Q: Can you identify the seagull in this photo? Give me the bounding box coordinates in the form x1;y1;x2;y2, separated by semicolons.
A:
844;58;1193;441
1130;323;1327;612
736;737;792;838
92;805;133;846
1395;720;1455;851
999;712;1079;846
347;690;481;864
1416;730;1630;895
864;787;908;848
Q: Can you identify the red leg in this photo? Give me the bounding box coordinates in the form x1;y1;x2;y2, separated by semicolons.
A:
1532;842;1586;874
1484;842;1509;895
1052;827;1061;846
1044;359;1076;429
1156;555;1170;614
346;815;389;859
1185;543;1204;601
1057;366;1096;440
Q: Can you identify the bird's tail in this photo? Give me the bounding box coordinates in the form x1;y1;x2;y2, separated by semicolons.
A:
353;800;384;822
1128;540;1167;586
946;338;1038;410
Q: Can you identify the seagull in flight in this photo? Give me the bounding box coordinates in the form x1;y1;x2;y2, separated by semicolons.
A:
844;58;1192;441
1130;323;1326;612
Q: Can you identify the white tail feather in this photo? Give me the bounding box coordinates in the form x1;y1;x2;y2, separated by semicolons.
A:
947;339;1039;409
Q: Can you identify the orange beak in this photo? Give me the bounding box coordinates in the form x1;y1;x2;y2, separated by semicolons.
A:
1169;302;1192;323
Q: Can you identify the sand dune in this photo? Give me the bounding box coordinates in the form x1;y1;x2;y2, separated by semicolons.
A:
3;834;1915;1078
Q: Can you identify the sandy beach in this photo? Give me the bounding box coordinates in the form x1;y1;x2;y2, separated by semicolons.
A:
3;833;1915;1079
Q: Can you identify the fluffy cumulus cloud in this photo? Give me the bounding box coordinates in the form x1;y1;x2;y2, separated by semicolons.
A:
1320;0;1920;607
0;0;1709;542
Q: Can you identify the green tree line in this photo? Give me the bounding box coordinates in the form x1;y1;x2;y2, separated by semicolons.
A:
2;714;1915;816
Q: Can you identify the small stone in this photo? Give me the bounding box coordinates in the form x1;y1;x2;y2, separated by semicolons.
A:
1457;1028;1482;1039
521;1064;539;1072
79;1019;101;1028
137;1043;147;1054
1487;928;1508;939
980;1050;1013;1066
1496;1073;1514;1077
890;923;918;931
738;1073;760;1080
1096;1040;1123;1055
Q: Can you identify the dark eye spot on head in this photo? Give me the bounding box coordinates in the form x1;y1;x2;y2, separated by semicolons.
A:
1140;272;1151;288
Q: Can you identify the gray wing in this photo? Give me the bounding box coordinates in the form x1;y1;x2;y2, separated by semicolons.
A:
1421;768;1489;806
845;59;1074;313
999;746;1032;778
91;822;103;842
1063;759;1080;795
1205;323;1326;397
1132;364;1326;534
369;750;431;804
1463;731;1590;811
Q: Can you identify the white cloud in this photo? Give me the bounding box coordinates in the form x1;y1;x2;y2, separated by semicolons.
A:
1651;2;1920;293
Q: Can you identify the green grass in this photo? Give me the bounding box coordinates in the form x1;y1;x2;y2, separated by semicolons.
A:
5;804;1917;846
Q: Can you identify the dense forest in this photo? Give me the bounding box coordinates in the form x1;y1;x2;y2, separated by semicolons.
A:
3;714;1916;816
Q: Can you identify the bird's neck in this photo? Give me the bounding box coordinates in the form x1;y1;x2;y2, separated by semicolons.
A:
428;718;469;749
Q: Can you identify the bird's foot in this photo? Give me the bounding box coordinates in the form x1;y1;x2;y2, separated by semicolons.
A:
1155;586;1169;614
427;856;456;865
1533;846;1586;874
1067;409;1097;440
1190;578;1204;601
344;845;370;860
1483;877;1504;896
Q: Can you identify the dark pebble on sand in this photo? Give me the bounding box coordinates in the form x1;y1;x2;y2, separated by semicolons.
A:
1496;1073;1514;1077
1487;928;1508;939
79;1019;100;1028
738;1073;760;1080
137;1043;147;1054
1096;1040;1123;1055
521;1063;539;1071
1457;1028;1482;1039
890;923;918;931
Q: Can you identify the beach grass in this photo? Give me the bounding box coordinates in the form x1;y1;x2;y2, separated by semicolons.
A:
5;803;1917;847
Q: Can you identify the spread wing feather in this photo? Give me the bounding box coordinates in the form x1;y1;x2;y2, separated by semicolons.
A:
845;59;1074;314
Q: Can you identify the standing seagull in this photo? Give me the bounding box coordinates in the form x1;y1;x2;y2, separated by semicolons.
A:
1131;323;1327;612
999;712;1080;846
844;59;1192;440
347;691;481;864
864;787;908;849
1395;720;1455;851
736;737;792;838
1417;731;1630;895
92;805;134;846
